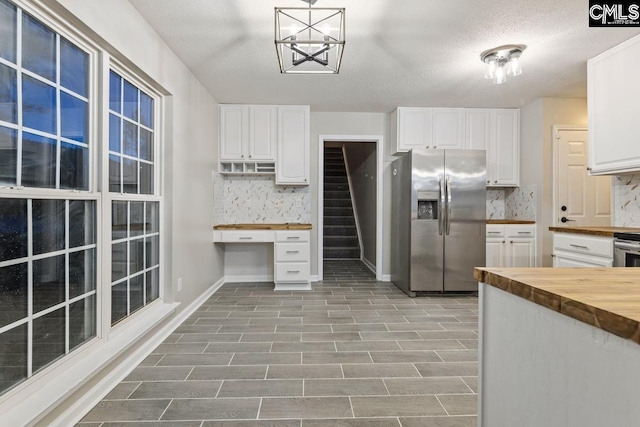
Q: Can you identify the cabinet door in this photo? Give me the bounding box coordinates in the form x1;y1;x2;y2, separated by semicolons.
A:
397;108;431;151
277;106;310;185
432;108;465;149
219;105;248;160
249;106;276;160
466;109;491;185
588;34;640;174
554;254;609;268
508;238;535;268
486;239;505;268
491;109;519;186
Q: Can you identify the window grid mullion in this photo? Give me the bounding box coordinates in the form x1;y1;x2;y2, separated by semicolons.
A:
142;201;146;305
64;200;70;354
55;33;61;190
119;76;124;194
16;8;23;187
26;199;33;378
126;201;130;316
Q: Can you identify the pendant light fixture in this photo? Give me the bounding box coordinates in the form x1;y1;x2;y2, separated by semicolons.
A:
480;45;526;84
275;0;346;74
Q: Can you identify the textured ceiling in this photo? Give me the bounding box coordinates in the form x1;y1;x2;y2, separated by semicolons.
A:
128;0;640;112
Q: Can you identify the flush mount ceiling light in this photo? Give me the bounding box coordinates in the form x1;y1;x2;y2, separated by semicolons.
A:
275;0;345;74
480;44;526;84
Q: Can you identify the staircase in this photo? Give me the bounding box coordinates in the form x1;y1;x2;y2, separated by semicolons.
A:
323;147;361;260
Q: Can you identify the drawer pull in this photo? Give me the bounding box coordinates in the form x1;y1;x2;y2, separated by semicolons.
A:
287;236;301;240
239;237;253;240
286;250;300;254
518;232;532;234
287;270;300;273
569;244;589;250
488;232;501;234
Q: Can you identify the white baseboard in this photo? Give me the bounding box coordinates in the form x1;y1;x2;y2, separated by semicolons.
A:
224;274;273;283
48;276;226;427
361;257;376;274
310;275;320;282
382;274;391;282
274;282;312;291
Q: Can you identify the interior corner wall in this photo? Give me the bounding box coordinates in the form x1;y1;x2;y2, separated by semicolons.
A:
343;142;377;268
520;98;588;267
311;112;390;277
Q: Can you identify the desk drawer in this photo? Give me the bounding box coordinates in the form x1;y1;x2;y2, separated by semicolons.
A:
220;230;274;243
276;231;309;243
553;233;613;258
275;243;310;262
486;225;505;238
275;262;310;282
507;225;535;238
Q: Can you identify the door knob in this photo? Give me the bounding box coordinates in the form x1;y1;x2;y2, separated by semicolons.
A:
560;217;575;223
561;206;567;212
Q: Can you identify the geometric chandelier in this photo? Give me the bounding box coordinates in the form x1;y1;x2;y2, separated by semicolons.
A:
480;44;526;84
275;0;346;74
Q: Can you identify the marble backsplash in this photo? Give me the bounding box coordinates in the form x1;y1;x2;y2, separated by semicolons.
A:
213;174;312;225
614;174;640;227
486;186;536;220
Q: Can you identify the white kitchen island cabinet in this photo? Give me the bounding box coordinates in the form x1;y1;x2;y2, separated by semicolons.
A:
588;34;640;175
476;268;640;427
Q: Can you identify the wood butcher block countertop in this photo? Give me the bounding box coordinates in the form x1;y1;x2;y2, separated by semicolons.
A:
487;219;535;225
475;267;640;345
548;226;640;237
214;223;312;230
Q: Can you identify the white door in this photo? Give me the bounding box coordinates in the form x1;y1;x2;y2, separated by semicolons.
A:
249;106;276;160
556;129;611;227
486;239;505;268
431;108;465;149
509;239;535;268
220;105;247;160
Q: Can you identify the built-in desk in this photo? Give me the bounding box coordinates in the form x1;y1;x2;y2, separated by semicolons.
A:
213;224;312;291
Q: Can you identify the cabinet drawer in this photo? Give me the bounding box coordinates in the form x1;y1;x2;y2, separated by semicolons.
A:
486;225;505;238
220;230;274;243
275;262;310;282
507;225;535;238
275;243;310;262
276;231;309;243
553;233;613;258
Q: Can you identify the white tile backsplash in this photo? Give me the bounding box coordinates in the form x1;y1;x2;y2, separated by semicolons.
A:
213;175;311;225
505;185;536;220
614;174;640;227
486;189;506;219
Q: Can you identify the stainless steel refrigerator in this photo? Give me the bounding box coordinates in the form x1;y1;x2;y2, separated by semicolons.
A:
391;149;486;296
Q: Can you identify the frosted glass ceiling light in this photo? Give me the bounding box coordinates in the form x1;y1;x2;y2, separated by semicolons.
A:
275;0;346;74
480;44;526;84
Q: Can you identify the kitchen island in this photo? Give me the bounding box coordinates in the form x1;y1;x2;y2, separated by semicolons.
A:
475;267;640;427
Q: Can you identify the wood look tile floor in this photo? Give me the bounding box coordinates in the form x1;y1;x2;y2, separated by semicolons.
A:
78;261;478;426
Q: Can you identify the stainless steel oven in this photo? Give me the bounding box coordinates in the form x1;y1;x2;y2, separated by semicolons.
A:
614;233;640;267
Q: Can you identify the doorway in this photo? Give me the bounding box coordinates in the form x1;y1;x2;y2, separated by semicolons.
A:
553;126;611;226
317;135;383;281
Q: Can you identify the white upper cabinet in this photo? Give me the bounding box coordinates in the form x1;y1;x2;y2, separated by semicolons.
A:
276;106;310;185
588;34;640;175
219;105;248;160
431;108;465;149
465;108;519;187
491;109;519;186
395;108;431;151
219;105;277;161
249;106;277;160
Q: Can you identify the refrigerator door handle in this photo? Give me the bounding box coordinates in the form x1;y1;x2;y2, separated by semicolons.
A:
446;177;452;235
438;176;445;236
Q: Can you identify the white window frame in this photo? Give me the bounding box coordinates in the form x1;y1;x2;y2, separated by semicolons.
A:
100;57;165;341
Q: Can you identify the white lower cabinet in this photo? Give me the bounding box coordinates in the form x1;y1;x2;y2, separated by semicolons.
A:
486;224;536;268
274;230;311;290
552;232;613;267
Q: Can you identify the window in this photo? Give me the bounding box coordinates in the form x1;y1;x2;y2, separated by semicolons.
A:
0;197;97;394
108;71;154;195
0;0;89;190
110;200;160;325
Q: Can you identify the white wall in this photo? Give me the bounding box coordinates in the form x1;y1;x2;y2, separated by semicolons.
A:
311;112;391;277
519;98;587;266
344;142;377;267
